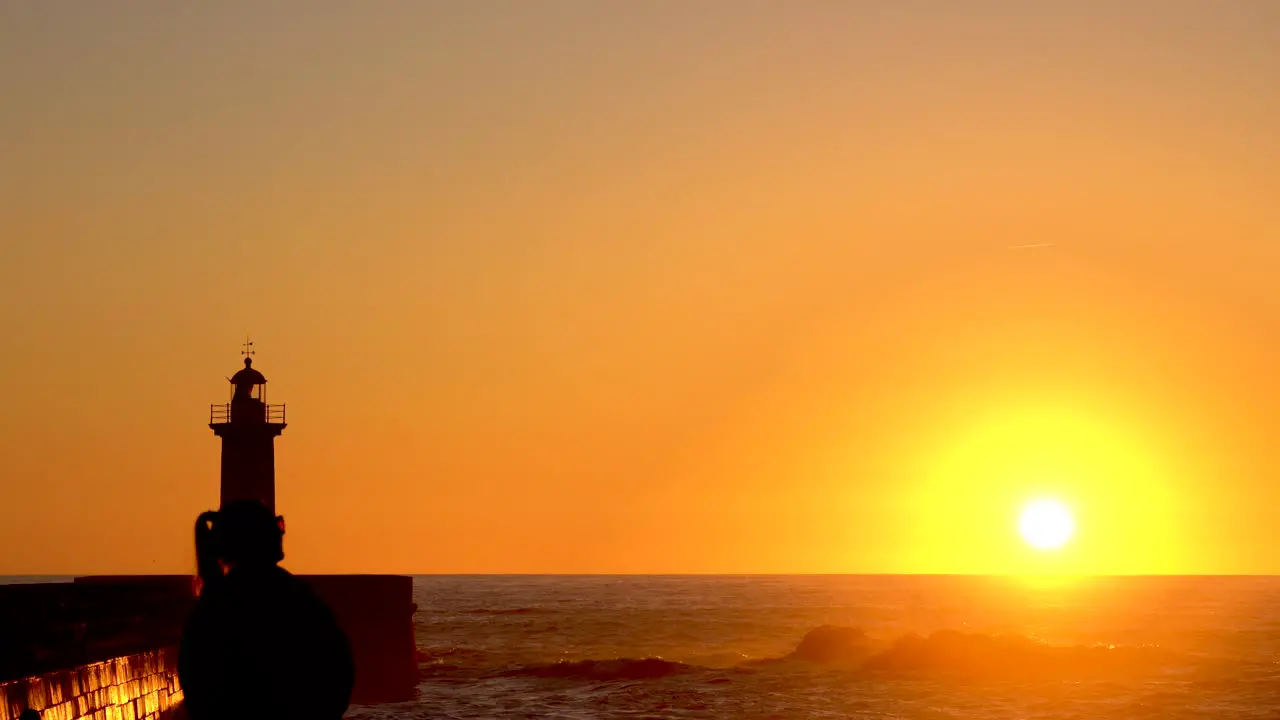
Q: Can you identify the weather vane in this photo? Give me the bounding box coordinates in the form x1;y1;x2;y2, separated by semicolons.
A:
241;337;256;358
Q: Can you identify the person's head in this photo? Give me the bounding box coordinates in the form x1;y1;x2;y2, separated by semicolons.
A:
194;500;285;592
20;709;40;720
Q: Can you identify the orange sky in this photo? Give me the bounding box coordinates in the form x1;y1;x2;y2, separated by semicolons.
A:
1;1;1278;574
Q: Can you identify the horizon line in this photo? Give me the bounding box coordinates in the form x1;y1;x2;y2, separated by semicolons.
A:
8;572;1280;579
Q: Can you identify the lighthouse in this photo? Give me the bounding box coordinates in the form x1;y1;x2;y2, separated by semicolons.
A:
201;341;418;704
209;341;286;513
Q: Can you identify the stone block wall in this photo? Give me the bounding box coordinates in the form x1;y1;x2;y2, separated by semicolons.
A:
0;648;182;720
0;580;193;684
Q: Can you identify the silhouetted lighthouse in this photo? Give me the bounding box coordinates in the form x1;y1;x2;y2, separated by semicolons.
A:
209;340;286;513
203;340;418;705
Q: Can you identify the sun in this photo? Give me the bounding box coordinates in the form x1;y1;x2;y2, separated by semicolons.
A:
1018;499;1074;551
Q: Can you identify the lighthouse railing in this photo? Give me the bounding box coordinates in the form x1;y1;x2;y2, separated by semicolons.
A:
209;403;287;424
266;404;287;424
210;404;230;423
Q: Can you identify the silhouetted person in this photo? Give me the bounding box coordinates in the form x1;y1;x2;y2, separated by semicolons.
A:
20;709;40;720
178;500;355;720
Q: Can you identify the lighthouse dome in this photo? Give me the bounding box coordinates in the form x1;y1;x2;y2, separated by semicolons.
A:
230;357;267;386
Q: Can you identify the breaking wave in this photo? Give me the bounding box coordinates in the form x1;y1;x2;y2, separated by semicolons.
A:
787;625;1175;680
424;625;1178;684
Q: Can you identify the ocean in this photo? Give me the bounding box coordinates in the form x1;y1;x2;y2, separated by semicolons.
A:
345;575;1280;719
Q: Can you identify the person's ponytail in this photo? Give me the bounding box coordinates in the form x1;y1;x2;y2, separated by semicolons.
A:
194;510;222;596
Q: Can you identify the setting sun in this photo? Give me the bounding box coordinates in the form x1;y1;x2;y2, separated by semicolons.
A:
1018;499;1075;551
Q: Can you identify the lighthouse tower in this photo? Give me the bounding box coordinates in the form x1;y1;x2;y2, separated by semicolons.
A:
209;341;287;513
200;341;418;705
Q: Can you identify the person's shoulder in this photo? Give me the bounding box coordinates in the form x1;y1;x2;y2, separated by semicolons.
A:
272;568;330;609
273;566;313;594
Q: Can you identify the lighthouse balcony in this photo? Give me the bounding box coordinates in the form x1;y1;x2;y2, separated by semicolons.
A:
210;402;287;425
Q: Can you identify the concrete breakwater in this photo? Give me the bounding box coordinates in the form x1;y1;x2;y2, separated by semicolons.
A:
0;579;192;720
0;574;417;718
299;575;419;704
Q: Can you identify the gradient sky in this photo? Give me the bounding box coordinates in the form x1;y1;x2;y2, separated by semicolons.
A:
1;1;1278;574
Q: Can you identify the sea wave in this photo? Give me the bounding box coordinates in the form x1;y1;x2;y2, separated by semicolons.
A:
490;658;695;681
415;646;492;667
420;625;1178;684
866;628;1172;678
784;625;1174;680
347;575;1280;719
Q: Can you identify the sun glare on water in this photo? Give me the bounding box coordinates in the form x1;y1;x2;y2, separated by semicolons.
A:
1018;499;1075;551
